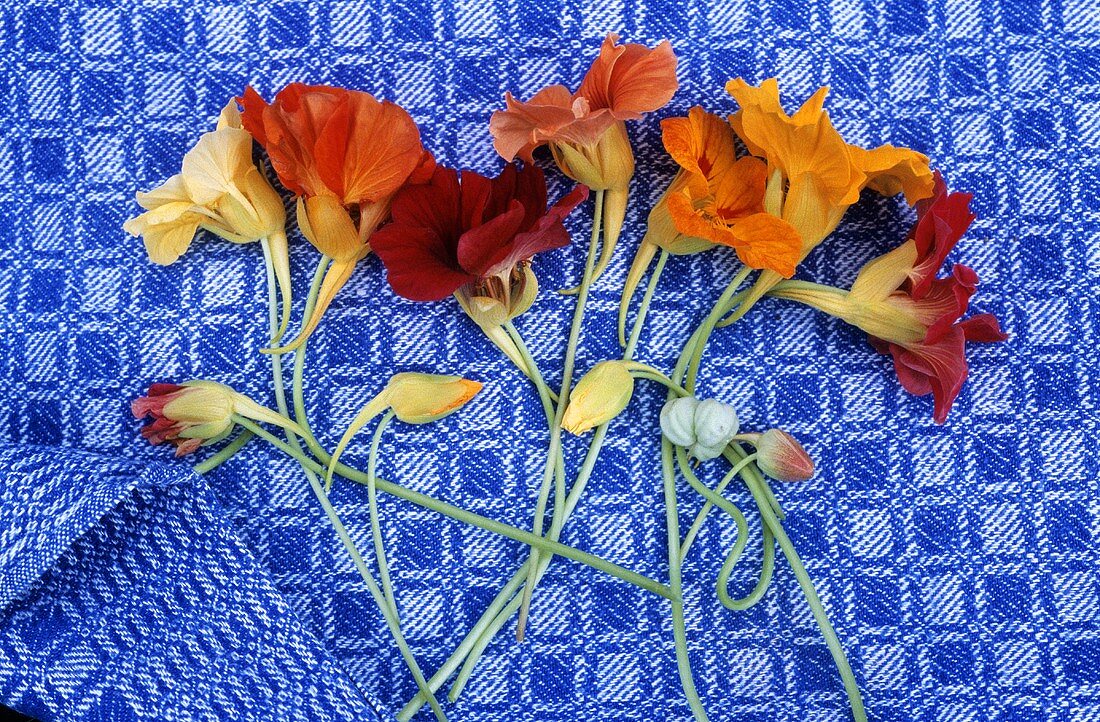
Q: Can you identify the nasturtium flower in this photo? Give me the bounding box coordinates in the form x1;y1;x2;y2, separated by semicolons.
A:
724;78;936;316
561;361;635;434
621;106;805;332
132;381;291;457
123;100;291;321
490;33;678;284
768;173;1007;423
371;163;587;323
240;83;434;351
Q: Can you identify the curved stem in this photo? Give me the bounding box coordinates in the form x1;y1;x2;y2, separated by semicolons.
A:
368;411;399;614
679;453;756;558
676;446;773;611
516;188;604;639
292;255;331;456
235;417;674;601
742;470;866;722
194;430;254;474
403;239;669;719
663;437;709;721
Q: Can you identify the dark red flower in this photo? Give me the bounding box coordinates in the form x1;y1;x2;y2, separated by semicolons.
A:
371;163;588;307
868;173;1006;423
905;171;977;299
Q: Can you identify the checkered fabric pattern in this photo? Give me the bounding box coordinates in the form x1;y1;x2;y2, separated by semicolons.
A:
0;1;1097;721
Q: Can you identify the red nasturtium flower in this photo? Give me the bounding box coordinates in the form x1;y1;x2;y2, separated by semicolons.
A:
371;163;587;324
489;33;678;285
240;83;434;351
769;173;1006;422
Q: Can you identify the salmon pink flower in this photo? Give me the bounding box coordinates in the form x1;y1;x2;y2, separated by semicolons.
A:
240;83;434;351
767;173;1007;422
490;34;677;283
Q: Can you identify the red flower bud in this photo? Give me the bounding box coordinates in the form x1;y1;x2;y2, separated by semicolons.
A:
752;429;815;482
131;382;236;456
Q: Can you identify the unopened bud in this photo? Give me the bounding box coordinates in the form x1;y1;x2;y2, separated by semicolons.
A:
659;396;739;461
386;372;483;424
562;361;635;434
748;429;815;482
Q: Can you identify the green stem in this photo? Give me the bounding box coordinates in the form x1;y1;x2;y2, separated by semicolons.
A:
259;246;448;722
194;430;254;474
292;255;331;456
368;411;399;614
663;436;709;721
235;417;674;602
624;249;669;358
685;266;751;394
404;243;670;719
516;188;604;639
679;453;756;558
742;471;866;722
676;446;773;611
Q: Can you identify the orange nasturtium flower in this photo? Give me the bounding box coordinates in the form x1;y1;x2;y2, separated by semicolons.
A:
725;78;935;316
489;33;678;285
240;83;434;352
619;106;803;342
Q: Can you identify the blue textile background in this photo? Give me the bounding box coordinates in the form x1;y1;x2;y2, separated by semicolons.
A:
0;1;1098;721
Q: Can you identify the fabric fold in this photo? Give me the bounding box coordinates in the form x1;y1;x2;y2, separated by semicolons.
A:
0;445;387;722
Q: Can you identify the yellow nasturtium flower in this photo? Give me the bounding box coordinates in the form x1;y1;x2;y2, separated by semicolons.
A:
123;100;291;333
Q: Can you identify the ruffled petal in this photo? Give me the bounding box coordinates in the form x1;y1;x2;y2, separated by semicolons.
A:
577;34;678;118
372;225;475;301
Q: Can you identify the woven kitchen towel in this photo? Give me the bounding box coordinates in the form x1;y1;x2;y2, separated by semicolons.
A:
0;0;1098;721
0;445;387;722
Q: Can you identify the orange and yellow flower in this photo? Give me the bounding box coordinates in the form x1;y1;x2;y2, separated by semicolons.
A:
240;83;434;351
724;78;935;316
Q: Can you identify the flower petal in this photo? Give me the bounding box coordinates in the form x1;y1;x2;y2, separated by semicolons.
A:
372;225;474;301
577;34;678;118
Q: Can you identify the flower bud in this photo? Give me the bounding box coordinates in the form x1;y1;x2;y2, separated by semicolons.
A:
386;372;483;424
659;396;740;461
751;429;815;482
133;380;294;457
693;399;739;449
562;361;635;434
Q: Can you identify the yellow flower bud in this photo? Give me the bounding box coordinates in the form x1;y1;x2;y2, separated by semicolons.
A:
324;372;483;490
386;373;484;424
562;361;635;435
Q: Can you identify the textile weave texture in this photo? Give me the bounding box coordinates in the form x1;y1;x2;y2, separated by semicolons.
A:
1;1;1098;721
